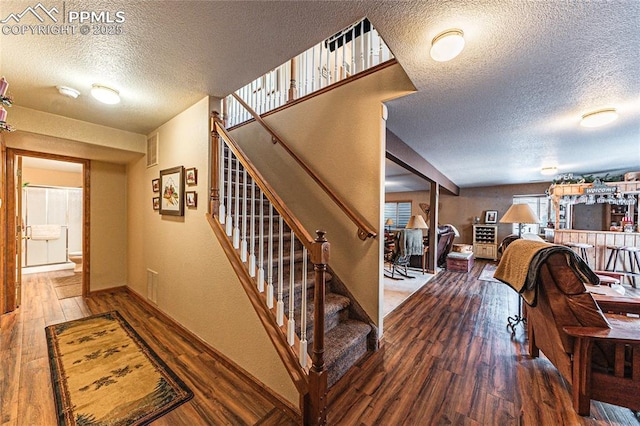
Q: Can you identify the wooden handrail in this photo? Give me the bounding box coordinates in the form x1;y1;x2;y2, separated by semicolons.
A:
231;93;377;241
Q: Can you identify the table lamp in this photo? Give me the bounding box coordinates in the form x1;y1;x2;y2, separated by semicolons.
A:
406;215;429;230
385;218;394;232
500;204;540;237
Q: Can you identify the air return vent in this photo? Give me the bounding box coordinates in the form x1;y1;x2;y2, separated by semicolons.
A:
146;134;158;167
147;269;158;304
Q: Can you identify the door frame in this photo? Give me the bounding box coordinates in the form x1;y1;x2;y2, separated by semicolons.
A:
2;148;90;313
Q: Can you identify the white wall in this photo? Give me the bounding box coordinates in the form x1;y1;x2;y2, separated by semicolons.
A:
126;96;299;406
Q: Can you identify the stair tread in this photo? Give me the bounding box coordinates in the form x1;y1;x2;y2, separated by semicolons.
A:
323;320;371;367
313;292;349;317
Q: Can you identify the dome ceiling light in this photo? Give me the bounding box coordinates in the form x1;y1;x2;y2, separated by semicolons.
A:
540;166;558;176
430;29;465;62
580;108;618;128
56;86;80;99
91;84;120;104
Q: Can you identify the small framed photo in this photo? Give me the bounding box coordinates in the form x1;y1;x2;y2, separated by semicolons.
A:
152;197;160;211
485;210;498;224
186;191;197;208
152;178;160;192
185;167;197;185
160;166;185;216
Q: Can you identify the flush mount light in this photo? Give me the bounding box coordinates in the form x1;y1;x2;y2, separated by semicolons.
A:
430;29;465;62
56;85;80;99
541;166;558;176
91;84;120;104
580;108;618;128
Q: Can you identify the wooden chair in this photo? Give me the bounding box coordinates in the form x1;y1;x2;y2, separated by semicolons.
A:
522;250;640;416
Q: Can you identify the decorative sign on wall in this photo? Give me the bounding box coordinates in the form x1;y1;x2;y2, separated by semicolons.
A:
584;179;617;195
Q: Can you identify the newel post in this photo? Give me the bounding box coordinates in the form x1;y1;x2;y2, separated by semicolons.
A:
304;230;329;425
288;57;298;103
210;111;222;218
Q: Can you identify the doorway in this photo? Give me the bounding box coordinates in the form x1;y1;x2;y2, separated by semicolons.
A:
3;149;90;313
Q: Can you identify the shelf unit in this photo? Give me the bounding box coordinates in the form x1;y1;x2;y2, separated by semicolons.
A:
473;224;498;260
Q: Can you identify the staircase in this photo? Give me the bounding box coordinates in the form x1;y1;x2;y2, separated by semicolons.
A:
223;148;372;387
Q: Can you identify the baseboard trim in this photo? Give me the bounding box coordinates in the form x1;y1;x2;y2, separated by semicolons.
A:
123;287;301;422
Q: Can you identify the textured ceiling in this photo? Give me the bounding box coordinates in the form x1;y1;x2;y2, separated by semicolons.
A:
1;1;639;188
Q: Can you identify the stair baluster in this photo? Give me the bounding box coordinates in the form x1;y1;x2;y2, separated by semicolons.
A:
233;158;240;248
248;180;256;277
359;21;365;72
240;169;248;261
225;145;233;235
257;189;265;292
266;204;274;308
288;232;296;345
351;24;357;76
276;215;284;326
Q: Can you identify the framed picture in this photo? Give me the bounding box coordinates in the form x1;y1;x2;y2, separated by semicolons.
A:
485;210;498;224
159;166;184;216
185;167;197;185
152;197;160;210
152;178;160;192
186;191;197;208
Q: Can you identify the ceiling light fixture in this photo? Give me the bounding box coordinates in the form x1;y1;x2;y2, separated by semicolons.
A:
580;108;618;128
91;84;120;104
56;86;80;99
541;166;558;176
430;29;465;62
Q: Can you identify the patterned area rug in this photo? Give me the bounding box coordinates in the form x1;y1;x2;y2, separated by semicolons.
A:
479;263;500;283
45;311;193;425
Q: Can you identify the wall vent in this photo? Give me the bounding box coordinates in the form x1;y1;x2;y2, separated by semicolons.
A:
146;134;159;167
146;269;158;304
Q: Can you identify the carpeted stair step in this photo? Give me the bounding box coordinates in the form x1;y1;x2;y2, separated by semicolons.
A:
321;320;372;387
283;291;349;337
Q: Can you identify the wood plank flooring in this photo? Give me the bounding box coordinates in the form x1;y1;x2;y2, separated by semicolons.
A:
0;272;298;426
3;263;639;425
328;260;640;425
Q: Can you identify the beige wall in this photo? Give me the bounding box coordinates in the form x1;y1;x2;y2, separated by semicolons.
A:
22;167;82;188
386;183;551;245
90;161;128;290
10;105;145;154
126;96;299;405
230;63;415;333
440;182;551;244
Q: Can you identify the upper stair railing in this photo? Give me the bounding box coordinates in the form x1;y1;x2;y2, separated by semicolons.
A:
224;17;393;128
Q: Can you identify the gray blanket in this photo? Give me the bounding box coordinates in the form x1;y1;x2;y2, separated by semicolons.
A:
399;229;424;257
